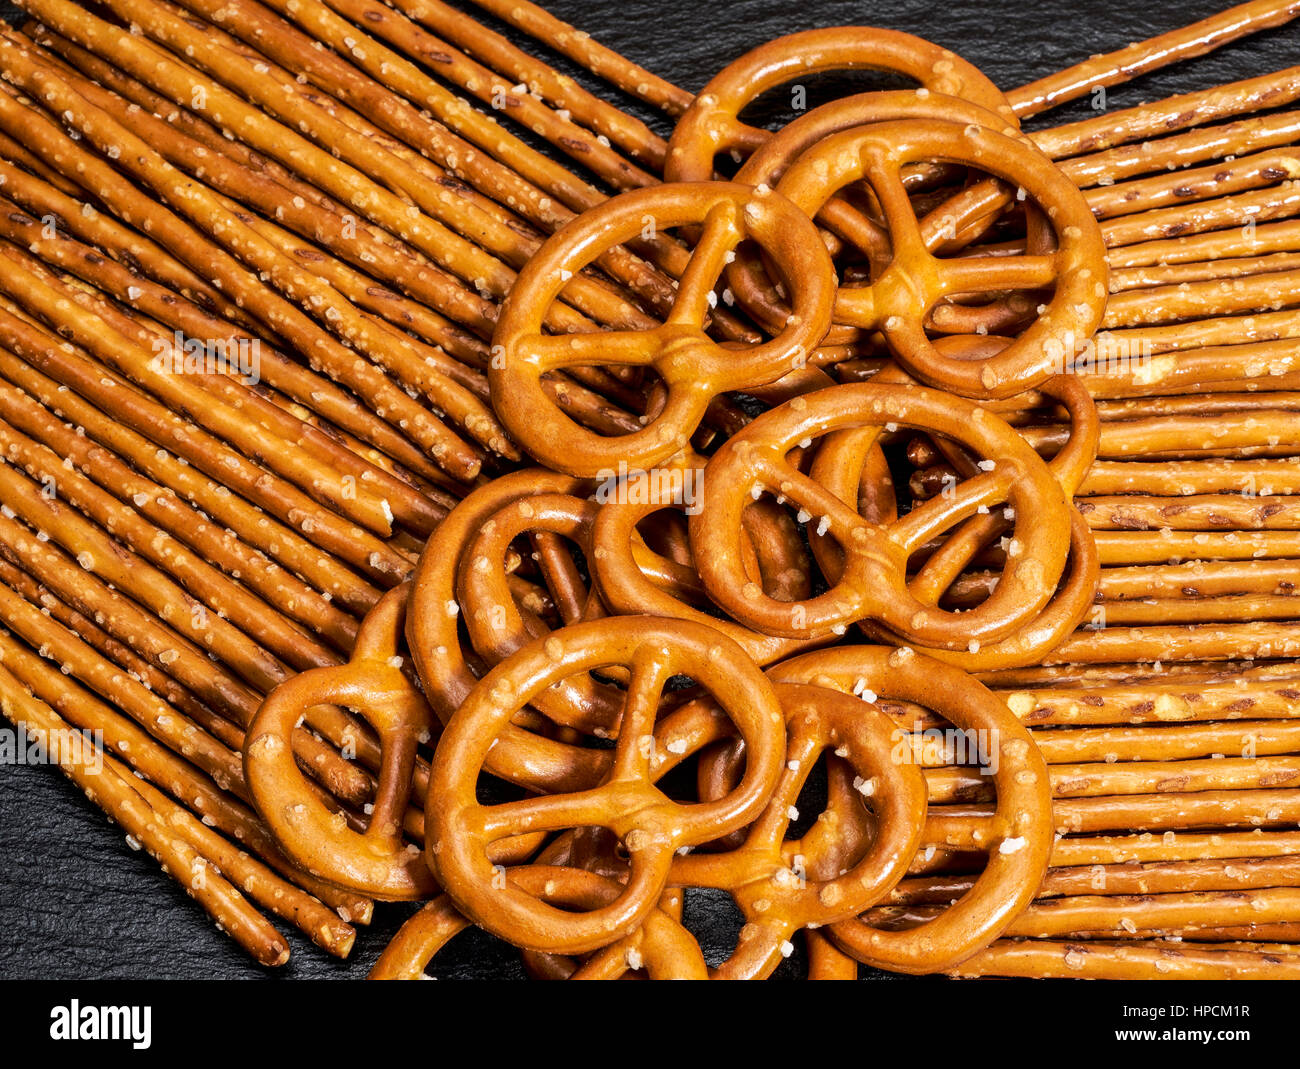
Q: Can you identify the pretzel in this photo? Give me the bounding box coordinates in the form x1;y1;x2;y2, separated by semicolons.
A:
764;645;1051;973
664;26;1013;184
370;867;707;980
893;854;1300;907
1032;64;1300;162
426;617;785;954
692;382;1072;650
1063;109;1300;188
951;938;1300;979
0;662;293;966
1050;830;1300;868
665;682;927;979
1007;0;1300;117
246;585;437;899
769;122;1108;397
491;183;835;475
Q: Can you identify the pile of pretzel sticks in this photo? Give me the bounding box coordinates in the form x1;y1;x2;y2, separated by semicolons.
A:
1;0;1299;979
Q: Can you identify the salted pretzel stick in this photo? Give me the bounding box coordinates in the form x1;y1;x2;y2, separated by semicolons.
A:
0;510;374;804
1110;254;1300;293
1087;149;1300;222
1104;268;1300;329
1063;109;1300;187
1032;65;1300;160
465;0;692;117
1023;412;1300;461
1102;184;1300;250
928;755;1300;804
886;886;1300;938
47;0;643;338
0;203;450;528
1087;529;1300;565
122;772;357;958
0;112;80;195
1080;458;1300;497
0;617;371;921
966;559;1300;602
0;663;291;966
0;51;483;479
1044;622;1300;663
0;289;409;585
0;414;344;674
389;0;666;167
1075;494;1300;529
1;48;500;475
894;855;1300;907
1111;217;1300;268
0;345;379;615
1009;0;1300;117
951;938;1300;978
1053;829;1300;867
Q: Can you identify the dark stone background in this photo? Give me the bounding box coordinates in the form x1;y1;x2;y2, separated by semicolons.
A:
0;0;1294;979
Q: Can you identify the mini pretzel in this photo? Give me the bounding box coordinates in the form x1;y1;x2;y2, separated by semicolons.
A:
768;645;1052;973
665;682;928;979
246;585;437;900
771;121;1107;397
369;867;707;980
426;617;785;954
664;26;1014;183
691;382;1072;649
490;182;835;475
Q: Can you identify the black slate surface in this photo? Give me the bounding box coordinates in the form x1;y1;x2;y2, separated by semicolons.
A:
0;0;1296;980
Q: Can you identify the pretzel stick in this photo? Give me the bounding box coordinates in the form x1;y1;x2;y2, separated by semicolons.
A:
0;412;344;674
0;200;450;529
0;509;374;804
1032;65;1300;160
893;855;1300;907
1111;254;1300;293
1053;829;1300;866
0;288;409;585
1103;185;1300;251
0;42;499;474
883;886;1300;938
0;45;484;480
1023;413;1300;461
1008;0;1300;117
45;0;646;339
928;755;1300;803
1110;217;1300;269
388;0;667;167
0;615;371;921
1089;529;1300;564
950;938;1300;978
1076;495;1300;528
0;662;292;966
1045;622;1300;663
1103;269;1300;328
1002;682;1300;727
1088;149;1300;222
465;0;692;117
1063;109;1300;187
1031;716;1300;759
0;342;379;615
1079;458;1300;495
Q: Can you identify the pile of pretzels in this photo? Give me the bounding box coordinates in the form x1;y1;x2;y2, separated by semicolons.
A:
4;0;1300;981
240;29;1215;979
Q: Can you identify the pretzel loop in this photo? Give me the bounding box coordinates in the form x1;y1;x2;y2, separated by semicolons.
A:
692;383;1072;648
775;121;1108;397
245;584;436;900
664;27;1014;182
427;617;786;954
768;646;1052;972
491;182;835;475
666;682;928;979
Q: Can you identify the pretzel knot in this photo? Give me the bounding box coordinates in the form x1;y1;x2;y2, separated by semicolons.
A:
664;26;1015;183
369;867;707;980
658;682;928;979
426;616;786;955
770;120;1108;398
245;584;437;900
491;182;836;476
690;382;1073;650
769;647;1053;972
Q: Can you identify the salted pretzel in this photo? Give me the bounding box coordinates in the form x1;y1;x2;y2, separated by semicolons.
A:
244;585;437;900
369;867;707;980
664;26;1015;183
690;382;1072;650
768;646;1052;972
765;120;1107;397
660;682;928;979
810;366;1100;669
425;617;785;954
490;182;836;476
